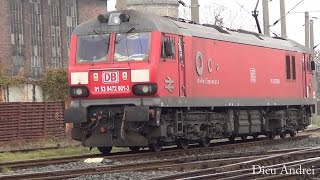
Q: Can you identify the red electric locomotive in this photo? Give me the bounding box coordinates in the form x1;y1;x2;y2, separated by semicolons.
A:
65;10;316;154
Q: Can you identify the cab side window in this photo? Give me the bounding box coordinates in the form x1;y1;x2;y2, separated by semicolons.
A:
286;55;291;79
285;55;296;80
291;56;296;80
307;55;312;72
161;36;176;59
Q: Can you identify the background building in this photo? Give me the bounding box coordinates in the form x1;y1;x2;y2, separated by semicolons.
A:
126;0;179;17
0;0;188;102
0;0;107;79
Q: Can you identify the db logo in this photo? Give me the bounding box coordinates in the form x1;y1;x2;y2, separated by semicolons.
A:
102;71;119;84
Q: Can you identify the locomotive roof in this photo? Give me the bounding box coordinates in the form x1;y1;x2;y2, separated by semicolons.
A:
73;10;310;53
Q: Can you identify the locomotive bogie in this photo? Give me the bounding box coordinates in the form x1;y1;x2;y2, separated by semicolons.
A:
69;104;311;150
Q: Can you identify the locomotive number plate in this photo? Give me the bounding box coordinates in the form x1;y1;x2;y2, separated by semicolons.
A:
94;85;130;93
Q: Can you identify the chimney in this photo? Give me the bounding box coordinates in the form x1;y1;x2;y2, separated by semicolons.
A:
126;0;179;17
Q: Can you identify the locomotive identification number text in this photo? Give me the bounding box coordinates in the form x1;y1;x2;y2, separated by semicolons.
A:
270;79;281;84
94;85;130;93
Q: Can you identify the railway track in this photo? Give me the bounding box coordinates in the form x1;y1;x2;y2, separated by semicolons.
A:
0;128;315;154
0;135;309;171
0;146;316;180
0;155;265;179
173;160;320;180
0;135;314;179
154;147;320;180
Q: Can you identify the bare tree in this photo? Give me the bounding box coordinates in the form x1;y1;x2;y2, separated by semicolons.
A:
178;4;191;20
178;1;227;26
179;1;261;33
203;4;226;26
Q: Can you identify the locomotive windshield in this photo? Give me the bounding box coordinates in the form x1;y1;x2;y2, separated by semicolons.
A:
76;34;110;63
114;32;150;61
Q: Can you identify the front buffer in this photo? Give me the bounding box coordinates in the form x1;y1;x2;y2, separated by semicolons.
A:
64;99;164;154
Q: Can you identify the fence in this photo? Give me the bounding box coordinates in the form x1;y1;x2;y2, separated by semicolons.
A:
0;102;65;142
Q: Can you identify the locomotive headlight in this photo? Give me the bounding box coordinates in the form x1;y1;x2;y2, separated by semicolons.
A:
132;84;157;96
70;86;89;98
113;16;120;24
108;13;130;26
75;88;83;95
141;85;149;93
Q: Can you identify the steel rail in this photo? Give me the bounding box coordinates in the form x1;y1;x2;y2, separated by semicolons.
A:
152;147;320;180
1;146;319;179
0;135;309;170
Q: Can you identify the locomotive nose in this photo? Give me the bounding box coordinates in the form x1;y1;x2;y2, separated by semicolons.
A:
87;68;154;98
88;69;131;97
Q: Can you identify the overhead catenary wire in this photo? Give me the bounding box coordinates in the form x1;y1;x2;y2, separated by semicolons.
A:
270;29;281;37
253;0;262;33
235;1;252;15
235;1;282;36
271;0;305;26
177;0;186;7
234;1;262;33
290;10;320;14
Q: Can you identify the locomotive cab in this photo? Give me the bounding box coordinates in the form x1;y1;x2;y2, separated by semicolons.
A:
69;18;158;99
65;11;180;154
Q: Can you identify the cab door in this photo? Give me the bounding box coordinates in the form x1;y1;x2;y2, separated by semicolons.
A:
303;54;307;97
303;54;312;98
178;36;186;97
158;34;179;96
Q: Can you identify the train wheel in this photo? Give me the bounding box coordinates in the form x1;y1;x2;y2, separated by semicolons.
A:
268;132;276;139
149;141;163;152
280;132;286;139
97;147;112;156
129;146;140;152
228;135;235;142
241;136;247;141
199;138;211;148
177;139;189;150
289;131;296;137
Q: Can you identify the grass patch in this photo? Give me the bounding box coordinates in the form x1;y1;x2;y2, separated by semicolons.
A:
310;116;320;128
0;146;128;162
0;166;12;173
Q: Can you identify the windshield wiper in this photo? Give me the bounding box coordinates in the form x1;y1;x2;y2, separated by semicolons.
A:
115;27;136;44
93;29;109;45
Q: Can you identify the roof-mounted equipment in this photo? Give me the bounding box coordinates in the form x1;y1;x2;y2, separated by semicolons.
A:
97;14;109;23
108;13;130;26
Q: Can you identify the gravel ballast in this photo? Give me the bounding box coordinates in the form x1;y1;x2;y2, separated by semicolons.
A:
2;135;320;179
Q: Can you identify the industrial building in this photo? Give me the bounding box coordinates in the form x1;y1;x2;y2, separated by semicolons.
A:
0;0;107;79
0;0;194;102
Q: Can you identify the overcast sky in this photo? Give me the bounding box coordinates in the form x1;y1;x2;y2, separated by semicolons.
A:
107;0;320;49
